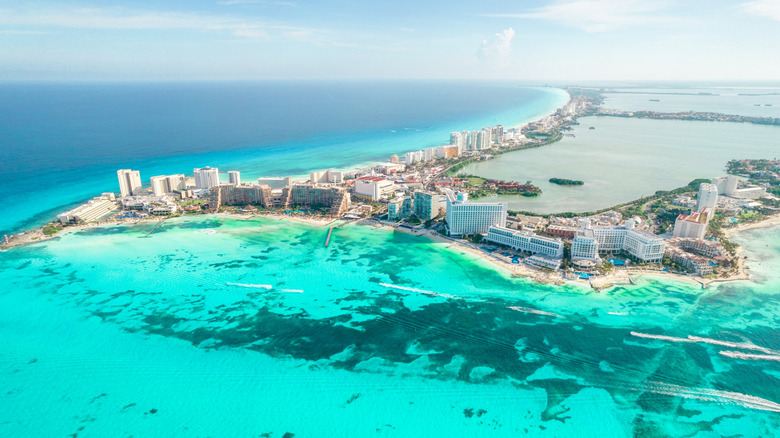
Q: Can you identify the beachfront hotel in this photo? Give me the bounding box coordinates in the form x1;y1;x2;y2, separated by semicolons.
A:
387;196;413;221
571;219;665;263
413;191;441;221
57;193;119;224
193;167;220;190
485;226;564;258
444;189;507;236
117;169;142;198
673;207;712;239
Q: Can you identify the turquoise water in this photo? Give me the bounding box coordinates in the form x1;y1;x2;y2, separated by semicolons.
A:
463;116;780;213
2;216;779;436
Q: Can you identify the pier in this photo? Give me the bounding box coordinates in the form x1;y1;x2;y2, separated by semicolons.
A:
143;218;166;237
325;226;337;247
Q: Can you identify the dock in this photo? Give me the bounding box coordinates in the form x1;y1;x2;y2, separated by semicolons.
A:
324;226;337;247
143;218;165;237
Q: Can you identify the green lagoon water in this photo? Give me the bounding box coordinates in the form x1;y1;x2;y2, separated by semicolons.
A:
2;216;780;436
463;116;780;213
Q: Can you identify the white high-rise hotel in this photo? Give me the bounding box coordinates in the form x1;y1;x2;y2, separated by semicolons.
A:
228;170;241;186
444;189;506;236
149;174;186;196
194;167;220;190
697;183;719;211
117;169;142;197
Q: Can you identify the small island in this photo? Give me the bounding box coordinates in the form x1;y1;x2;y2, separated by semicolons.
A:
549;177;584;186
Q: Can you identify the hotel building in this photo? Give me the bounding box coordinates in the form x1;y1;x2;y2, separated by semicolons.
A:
354;176;395;201
310;169;344;184
413;191;441;221
150;174;186;197
444;190;507;236
697;183;719;211
57;194;118;224
228;171;241;186
673;208;712;239
117;169;142;198
387;196;413;221
485;226;564;258
193;167;220;190
257;176;292;189
571;219;665;263
218;184;273;208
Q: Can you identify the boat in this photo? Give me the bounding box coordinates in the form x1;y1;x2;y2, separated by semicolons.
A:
648;99;660;102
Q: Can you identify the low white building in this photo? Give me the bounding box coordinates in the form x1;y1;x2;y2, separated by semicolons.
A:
526;255;562;270
57;195;119;224
257;176;292;189
571;219;665;263
673;208;712;239
444;190;506;236
485;226;564;258
310;169;344;184
354;176;395;201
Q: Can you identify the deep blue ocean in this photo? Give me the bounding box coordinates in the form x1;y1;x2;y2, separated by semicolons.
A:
0;81;567;235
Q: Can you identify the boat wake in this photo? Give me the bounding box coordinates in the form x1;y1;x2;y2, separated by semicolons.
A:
226;282;273;289
641;381;780;413
630;332;780;355
719;351;780;362
379;283;461;300
507;306;561;318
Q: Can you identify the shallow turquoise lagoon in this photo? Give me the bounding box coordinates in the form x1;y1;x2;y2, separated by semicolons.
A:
1;216;780;437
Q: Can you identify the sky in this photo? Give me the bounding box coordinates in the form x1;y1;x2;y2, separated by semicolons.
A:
1;0;780;82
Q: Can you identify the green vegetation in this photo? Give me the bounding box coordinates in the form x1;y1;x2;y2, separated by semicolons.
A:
470;234;484;244
42;225;62;236
706;213;739;255
525;131;552;140
181;200;206;207
467;176;486;186
596;260;613;275
408;215;422;225
549;177;584;186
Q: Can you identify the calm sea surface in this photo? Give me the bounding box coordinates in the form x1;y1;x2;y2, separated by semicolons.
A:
464;116;780;213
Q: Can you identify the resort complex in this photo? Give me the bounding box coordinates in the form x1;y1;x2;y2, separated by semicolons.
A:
9;92;780;285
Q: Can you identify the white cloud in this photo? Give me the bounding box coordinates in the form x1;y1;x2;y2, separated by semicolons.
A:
484;0;676;33
742;0;780;21
476;27;515;68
